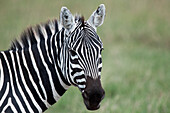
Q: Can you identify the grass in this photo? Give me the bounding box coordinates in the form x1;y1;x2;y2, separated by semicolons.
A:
0;0;170;113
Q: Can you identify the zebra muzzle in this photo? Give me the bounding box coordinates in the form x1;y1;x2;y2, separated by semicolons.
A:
81;76;105;110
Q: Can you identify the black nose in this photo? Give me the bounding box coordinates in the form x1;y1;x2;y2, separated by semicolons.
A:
82;88;105;110
83;88;105;102
81;76;105;110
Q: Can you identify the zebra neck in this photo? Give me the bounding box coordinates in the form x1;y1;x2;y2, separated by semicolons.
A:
60;38;70;84
0;38;70;112
51;28;72;86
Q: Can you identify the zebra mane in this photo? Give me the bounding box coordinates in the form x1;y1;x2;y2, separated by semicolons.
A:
80;16;85;27
10;19;58;50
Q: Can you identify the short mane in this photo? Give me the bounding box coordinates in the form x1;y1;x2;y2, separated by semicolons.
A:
10;19;59;50
74;15;85;27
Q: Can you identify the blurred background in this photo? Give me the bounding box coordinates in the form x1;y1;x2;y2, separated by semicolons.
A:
0;0;170;113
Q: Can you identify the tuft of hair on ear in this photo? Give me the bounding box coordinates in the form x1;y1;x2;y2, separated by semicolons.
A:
80;16;85;28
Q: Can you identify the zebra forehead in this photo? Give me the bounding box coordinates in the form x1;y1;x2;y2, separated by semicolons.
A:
71;33;103;51
70;22;103;50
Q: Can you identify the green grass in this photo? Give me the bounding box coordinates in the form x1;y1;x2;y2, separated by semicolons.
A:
0;0;170;113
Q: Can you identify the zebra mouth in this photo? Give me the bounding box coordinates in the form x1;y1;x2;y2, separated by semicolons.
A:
81;76;105;111
84;99;100;110
86;104;100;110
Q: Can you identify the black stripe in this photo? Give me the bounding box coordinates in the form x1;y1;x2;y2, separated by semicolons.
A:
70;58;78;64
0;52;20;112
18;50;47;111
0;53;10;99
46;23;54;64
4;51;26;112
46;38;68;95
45;24;52;39
0;96;8;112
31;44;55;107
53;31;70;86
41;40;66;96
55;31;61;64
98;67;102;72
5;106;13;113
54;20;59;33
71;66;82;76
74;75;86;84
21;33;29;49
12;40;22;50
13;51;38;112
23;48;45;100
29;29;37;46
67;71;77;86
47;35;53;61
37;26;45;41
11;96;22;113
39;41;57;104
12;52;31;113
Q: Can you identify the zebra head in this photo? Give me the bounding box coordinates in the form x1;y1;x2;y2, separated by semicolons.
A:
60;4;105;110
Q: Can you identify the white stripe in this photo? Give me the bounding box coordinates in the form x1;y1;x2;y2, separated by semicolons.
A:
78;85;86;89
10;51;34;113
79;45;86;68
59;30;62;48
73;71;84;77
60;48;64;72
71;63;82;69
48;20;56;34
16;51;42;112
0;58;4;91
1;52;26;113
0;82;9;106
51;33;70;90
98;63;102;68
35;32;61;102
21;50;50;108
71;55;78;60
1;97;18;113
76;78;86;83
98;72;101;76
9;98;18;113
27;40;49;106
39;26;52;63
18;41;24;49
28;49;48;99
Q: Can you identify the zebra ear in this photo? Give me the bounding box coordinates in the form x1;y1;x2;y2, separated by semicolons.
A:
87;4;106;31
60;7;75;33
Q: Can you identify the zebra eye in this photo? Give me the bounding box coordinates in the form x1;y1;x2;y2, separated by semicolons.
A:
69;49;77;56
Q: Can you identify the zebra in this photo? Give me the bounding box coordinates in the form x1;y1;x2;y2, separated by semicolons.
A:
0;4;106;112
